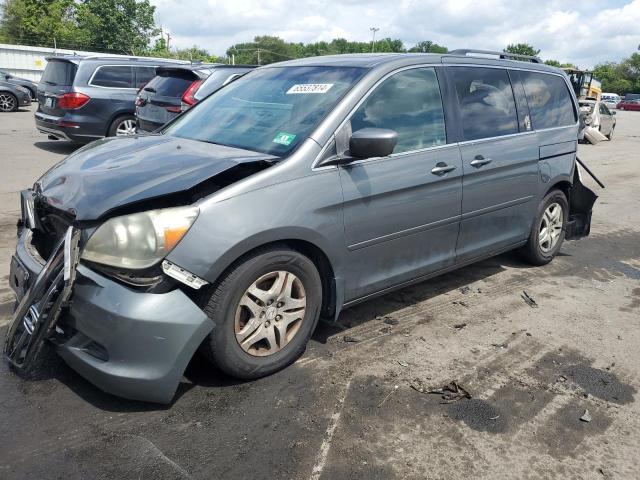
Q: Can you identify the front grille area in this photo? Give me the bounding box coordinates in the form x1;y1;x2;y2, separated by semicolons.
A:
30;200;74;261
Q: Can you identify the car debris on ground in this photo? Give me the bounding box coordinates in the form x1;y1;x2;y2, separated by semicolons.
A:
343;335;362;343
521;291;539;308
580;409;592;422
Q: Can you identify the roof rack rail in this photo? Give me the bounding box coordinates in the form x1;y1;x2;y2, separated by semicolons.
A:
449;49;542;64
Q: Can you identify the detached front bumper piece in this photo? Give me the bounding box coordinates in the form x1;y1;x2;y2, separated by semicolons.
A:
8;214;213;404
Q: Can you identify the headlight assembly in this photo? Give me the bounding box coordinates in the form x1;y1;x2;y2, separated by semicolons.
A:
81;206;198;269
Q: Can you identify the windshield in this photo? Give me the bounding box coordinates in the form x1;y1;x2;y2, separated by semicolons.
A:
165;66;366;156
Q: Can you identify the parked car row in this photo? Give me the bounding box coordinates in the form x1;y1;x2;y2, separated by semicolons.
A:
19;54;254;141
617;98;640;111
135;64;254;132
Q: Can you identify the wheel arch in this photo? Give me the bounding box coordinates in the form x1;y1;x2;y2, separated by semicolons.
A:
200;238;339;322
106;110;136;136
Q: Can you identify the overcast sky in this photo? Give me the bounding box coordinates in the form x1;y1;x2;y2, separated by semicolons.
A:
151;0;640;68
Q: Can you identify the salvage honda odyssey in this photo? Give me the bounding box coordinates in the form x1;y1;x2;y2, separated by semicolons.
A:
5;50;597;403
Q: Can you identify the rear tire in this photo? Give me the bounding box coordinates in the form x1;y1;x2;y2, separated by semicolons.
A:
200;246;322;379
107;114;136;137
520;190;568;266
606;126;614;140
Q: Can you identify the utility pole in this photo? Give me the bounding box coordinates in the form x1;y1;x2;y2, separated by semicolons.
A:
231;53;235;65
166;32;172;51
257;48;261;65
370;27;379;53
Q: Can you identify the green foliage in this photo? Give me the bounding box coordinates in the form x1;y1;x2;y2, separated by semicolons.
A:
504;43;540;57
408;41;448;53
544;59;577;69
0;0;81;47
0;0;157;53
592;57;639;95
75;0;157;54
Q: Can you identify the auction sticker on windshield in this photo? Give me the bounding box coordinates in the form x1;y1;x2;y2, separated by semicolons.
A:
286;84;334;94
273;132;297;146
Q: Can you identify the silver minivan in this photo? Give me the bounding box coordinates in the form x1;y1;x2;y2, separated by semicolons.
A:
6;50;597;403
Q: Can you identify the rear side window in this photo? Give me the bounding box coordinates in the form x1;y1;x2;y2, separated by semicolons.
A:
520;72;576;129
41;61;77;86
350;67;446;153
134;67;156;89
90;66;134;88
144;71;194;97
451;67;518;141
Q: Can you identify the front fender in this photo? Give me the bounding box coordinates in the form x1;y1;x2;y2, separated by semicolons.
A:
166;168;346;288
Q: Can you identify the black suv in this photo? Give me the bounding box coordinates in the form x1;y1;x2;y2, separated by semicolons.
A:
35;56;186;143
135;64;218;132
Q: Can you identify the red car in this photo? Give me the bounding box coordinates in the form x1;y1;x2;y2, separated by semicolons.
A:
617;98;640;111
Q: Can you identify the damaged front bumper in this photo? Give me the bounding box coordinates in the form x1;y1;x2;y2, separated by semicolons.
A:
6;216;213;404
565;160;599;241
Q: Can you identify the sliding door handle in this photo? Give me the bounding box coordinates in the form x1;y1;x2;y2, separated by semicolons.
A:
470;155;492;168
431;163;457;176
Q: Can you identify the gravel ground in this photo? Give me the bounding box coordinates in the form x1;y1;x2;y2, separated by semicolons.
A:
0;105;638;480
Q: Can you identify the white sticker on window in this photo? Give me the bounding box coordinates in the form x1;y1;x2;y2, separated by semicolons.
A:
286;83;334;94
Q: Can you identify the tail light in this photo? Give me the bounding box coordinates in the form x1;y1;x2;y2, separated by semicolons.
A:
181;79;203;107
57;92;90;110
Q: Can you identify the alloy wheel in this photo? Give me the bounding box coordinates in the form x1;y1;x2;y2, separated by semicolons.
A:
539;202;563;253
115;119;136;136
0;93;16;112
234;270;307;357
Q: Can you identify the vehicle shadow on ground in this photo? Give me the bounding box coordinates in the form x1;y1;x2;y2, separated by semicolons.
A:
312;250;537;343
0;251;539;413
34;141;82;155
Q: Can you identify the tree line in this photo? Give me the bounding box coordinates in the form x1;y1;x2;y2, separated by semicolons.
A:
1;1;639;94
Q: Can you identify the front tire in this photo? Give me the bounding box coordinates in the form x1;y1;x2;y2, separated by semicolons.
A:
0;92;18;112
520;190;568;266
606;126;614;140
200;246;322;379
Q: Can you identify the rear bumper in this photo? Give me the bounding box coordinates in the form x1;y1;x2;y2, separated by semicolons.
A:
35;111;103;143
10;227;213;404
136;117;166;133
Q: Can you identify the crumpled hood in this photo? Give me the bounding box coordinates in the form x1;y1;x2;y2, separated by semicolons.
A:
35;135;276;220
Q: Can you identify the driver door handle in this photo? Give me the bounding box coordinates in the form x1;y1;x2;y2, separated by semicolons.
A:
470;155;492;168
430;163;457;176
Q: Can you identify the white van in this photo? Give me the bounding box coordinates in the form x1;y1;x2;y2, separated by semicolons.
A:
601;93;621;109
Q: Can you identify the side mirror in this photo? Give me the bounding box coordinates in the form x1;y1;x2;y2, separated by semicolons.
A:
349;128;398;159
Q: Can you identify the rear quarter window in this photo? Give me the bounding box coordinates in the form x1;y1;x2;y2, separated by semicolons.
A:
41;61;77;86
134;67;156;89
520;72;576;129
90;66;134;88
451;67;519;141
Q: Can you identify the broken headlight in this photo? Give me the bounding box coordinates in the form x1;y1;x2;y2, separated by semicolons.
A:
81;206;199;269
